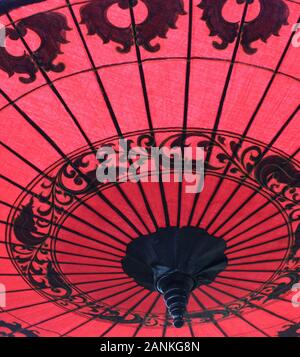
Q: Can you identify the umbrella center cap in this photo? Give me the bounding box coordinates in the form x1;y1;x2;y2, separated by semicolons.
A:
122;227;228;328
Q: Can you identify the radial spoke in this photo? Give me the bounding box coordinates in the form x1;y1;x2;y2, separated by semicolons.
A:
188;2;250;225
0;146;133;242
228;258;285;267
222;210;279;241
214;279;291;303
226;223;289;250
0;276;132;295
0;271;126;277
217;274;266;285
227;247;287;262
5;11;94;147
199;286;270;337
191;292;228;337
186;317;195;337
0;88;140;237
215;146;300;239
99;290;153;337
128;0;170;227
162;309;169;337
1;214;126;257
195;14;300;227
225;268;282;273
50;260;122;269
65;0;122;135
133;294;161;337
21;284;142;331
0;280;138;315
203;104;300;234
68;0;159;231
0;179;130;249
0;245;120;264
216;273;299;301
1;212;125;257
227;235;288;256
206;284;295;324
177;0;193;227
62;287;149;337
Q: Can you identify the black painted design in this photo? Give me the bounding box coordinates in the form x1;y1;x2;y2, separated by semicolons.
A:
57;152;99;196
11;197;144;323
13;198;47;247
290;225;300;259
278;323;300;337
0;320;39;337
88;309;143;324
0;12;70;83
17;12;71;71
188;308;230;322
134;0;186;52
250;225;300;304
46;262;72;298
252;272;300;303
199;0;239;51
255;155;300;189
241;0;289;54
187;300;248;323
0;28;37;83
80;0;134;53
13;201;72;298
80;0;186;53
199;0;289;54
7;129;300;326
255;155;300;221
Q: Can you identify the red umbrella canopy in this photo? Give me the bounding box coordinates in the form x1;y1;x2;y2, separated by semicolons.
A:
0;0;300;337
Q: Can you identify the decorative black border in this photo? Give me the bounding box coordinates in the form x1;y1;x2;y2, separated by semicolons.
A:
6;128;300;329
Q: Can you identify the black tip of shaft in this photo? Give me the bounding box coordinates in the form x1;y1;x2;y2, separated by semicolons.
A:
156;272;195;328
164;288;188;328
173;317;185;328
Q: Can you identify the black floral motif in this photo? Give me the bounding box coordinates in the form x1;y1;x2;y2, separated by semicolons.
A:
57;152;99;196
13;198;47;247
0;320;39;337
80;0;186;53
188;308;230;322
0;12;70;83
199;0;289;54
278;323;300;337
199;0;239;50
46;262;72;298
17;12;71;71
88;308;143;324
290;225;300;259
12;200;72;298
0;28;37;83
253;272;300;303
255;155;300;189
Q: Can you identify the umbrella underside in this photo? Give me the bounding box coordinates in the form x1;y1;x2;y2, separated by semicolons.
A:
0;0;300;337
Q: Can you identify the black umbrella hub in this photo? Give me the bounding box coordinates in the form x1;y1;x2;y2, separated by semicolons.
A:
122;227;228;328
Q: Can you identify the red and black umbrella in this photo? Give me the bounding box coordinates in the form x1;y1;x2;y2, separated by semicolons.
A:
0;0;300;337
